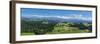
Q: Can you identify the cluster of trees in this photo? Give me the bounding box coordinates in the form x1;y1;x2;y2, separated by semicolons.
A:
21;20;56;35
21;20;92;35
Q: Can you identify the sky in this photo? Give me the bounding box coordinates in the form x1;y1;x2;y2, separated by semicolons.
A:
21;8;92;21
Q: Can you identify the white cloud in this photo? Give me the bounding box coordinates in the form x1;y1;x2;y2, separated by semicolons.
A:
22;14;92;21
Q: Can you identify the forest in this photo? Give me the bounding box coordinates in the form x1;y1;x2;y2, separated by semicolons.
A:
21;19;92;35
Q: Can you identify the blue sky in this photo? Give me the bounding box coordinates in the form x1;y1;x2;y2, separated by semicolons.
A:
21;8;92;21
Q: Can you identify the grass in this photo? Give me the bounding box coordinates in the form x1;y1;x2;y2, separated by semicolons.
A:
46;27;90;34
21;29;90;35
21;28;90;35
21;32;34;35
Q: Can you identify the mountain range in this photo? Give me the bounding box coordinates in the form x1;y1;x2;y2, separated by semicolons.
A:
21;15;92;23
